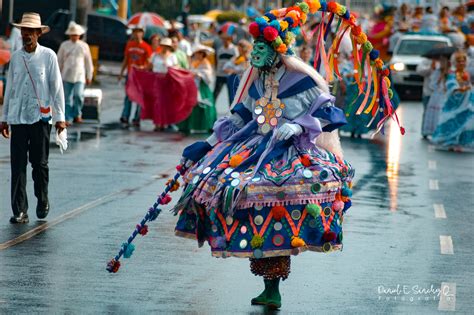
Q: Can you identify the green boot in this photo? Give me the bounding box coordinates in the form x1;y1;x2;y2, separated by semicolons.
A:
266;278;282;310
251;279;270;305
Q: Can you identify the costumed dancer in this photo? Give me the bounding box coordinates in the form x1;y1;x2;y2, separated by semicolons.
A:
173;0;401;309
431;50;474;152
368;5;395;62
420;56;450;139
178;44;217;134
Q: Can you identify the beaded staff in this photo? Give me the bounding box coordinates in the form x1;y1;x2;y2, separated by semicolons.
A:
106;163;188;273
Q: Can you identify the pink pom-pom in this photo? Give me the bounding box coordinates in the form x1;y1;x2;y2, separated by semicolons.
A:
263;26;279;42
332;200;344;212
160;194;172;205
249;22;260;38
137;224;149;236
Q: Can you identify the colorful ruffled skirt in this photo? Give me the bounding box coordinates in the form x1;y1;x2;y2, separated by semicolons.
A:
174;129;354;259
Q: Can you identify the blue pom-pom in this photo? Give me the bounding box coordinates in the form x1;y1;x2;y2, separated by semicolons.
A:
343;10;350;20
149;207;161;221
122;242;135;259
292;26;301;35
269;20;281;31
265;13;277;21
320;0;328;12
283;17;294;27
341;187;353;197
279;29;288;39
343;200;352;211
255;17;268;26
369;49;380;60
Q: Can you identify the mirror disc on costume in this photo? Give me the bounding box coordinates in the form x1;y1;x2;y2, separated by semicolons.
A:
231;179;240;187
275;109;283;117
255;205;263;211
273;222;283;231
211;224;218;233
254;215;264;225
261;123;271;134
226;216;233;225
239;239;248;249
291;210;302;220
311;183;321;193
303;169;313;179
240;225;248;234
254;106;263;115
276;191;286;200
231;172;240;178
252;177;261;182
308;219;317;228
272;100;281;109
269;117;278;127
224;168;233;175
257;115;265;124
337;218;341;226
323;207;332;216
203;167;211;175
319;170;329;180
253;249;263;259
244;169;253;175
192;177;199;184
211;238;218;248
322;242;332;252
272;234;284;246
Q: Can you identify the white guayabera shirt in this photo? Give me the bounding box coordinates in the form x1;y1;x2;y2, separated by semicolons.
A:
2;44;65;125
57;39;94;83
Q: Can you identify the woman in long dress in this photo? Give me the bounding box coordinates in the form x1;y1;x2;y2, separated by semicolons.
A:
431;51;474;152
178;45;217;133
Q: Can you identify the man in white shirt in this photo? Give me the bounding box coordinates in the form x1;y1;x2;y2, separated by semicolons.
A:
0;12;66;224
57;21;93;124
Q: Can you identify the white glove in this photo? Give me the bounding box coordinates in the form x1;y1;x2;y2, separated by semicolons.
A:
275;123;303;141
55;129;68;154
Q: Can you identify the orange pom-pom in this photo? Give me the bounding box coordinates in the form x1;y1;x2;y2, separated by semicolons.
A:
286;10;300;27
271;206;287;221
300;12;307;24
305;0;321;14
229;155;244;168
291;236;306;248
327;2;338;13
276;43;288;54
356;33;367;44
300;155;312;167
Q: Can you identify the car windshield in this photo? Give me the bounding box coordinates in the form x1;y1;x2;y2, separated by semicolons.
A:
396;39;448;56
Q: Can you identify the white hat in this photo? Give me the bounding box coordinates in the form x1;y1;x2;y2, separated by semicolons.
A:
192;44;214;55
13;12;50;34
65;21;86;36
159;37;173;47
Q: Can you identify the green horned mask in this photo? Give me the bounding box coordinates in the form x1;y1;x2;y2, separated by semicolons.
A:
250;40;277;70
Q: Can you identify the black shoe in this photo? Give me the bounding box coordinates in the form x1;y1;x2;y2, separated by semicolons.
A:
10;212;29;224
36;202;50;219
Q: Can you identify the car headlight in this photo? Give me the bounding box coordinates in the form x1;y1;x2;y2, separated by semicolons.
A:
391;62;405;72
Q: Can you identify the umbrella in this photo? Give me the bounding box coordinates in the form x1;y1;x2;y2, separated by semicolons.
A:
0;49;10;66
422;46;457;59
219;22;238;36
128;12;166;28
144;25;168;40
204;10;223;20
188;15;214;24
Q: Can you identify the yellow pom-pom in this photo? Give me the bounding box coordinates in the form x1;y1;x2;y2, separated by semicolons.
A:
291;236;306;248
280;20;289;31
384;77;391;88
356;33;368;45
305;0;321;14
229;155;244;168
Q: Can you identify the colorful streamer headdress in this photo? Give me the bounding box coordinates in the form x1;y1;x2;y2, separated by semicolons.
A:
249;0;405;134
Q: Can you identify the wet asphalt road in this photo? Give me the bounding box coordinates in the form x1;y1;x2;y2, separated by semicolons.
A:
0;75;473;314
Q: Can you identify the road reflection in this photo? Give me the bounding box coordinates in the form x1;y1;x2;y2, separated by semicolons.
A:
386;108;403;212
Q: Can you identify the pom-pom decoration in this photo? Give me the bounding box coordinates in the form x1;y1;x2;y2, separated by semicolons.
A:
229;155;244;168
106;165;187;273
291;236;306;247
306;203;322;218
323;231;337;242
263;26;279;42
250;235;265;248
249;22;261;38
271;206;287;221
300;155;312;167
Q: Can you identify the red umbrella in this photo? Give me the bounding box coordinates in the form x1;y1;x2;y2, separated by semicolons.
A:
0;49;10;66
127;12;166;28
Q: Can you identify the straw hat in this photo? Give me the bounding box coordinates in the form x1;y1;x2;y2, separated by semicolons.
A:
192;44;214;55
65;21;86;36
159;38;173;47
12;12;50;34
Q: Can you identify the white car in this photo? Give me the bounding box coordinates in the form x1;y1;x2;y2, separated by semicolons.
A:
389;34;452;97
